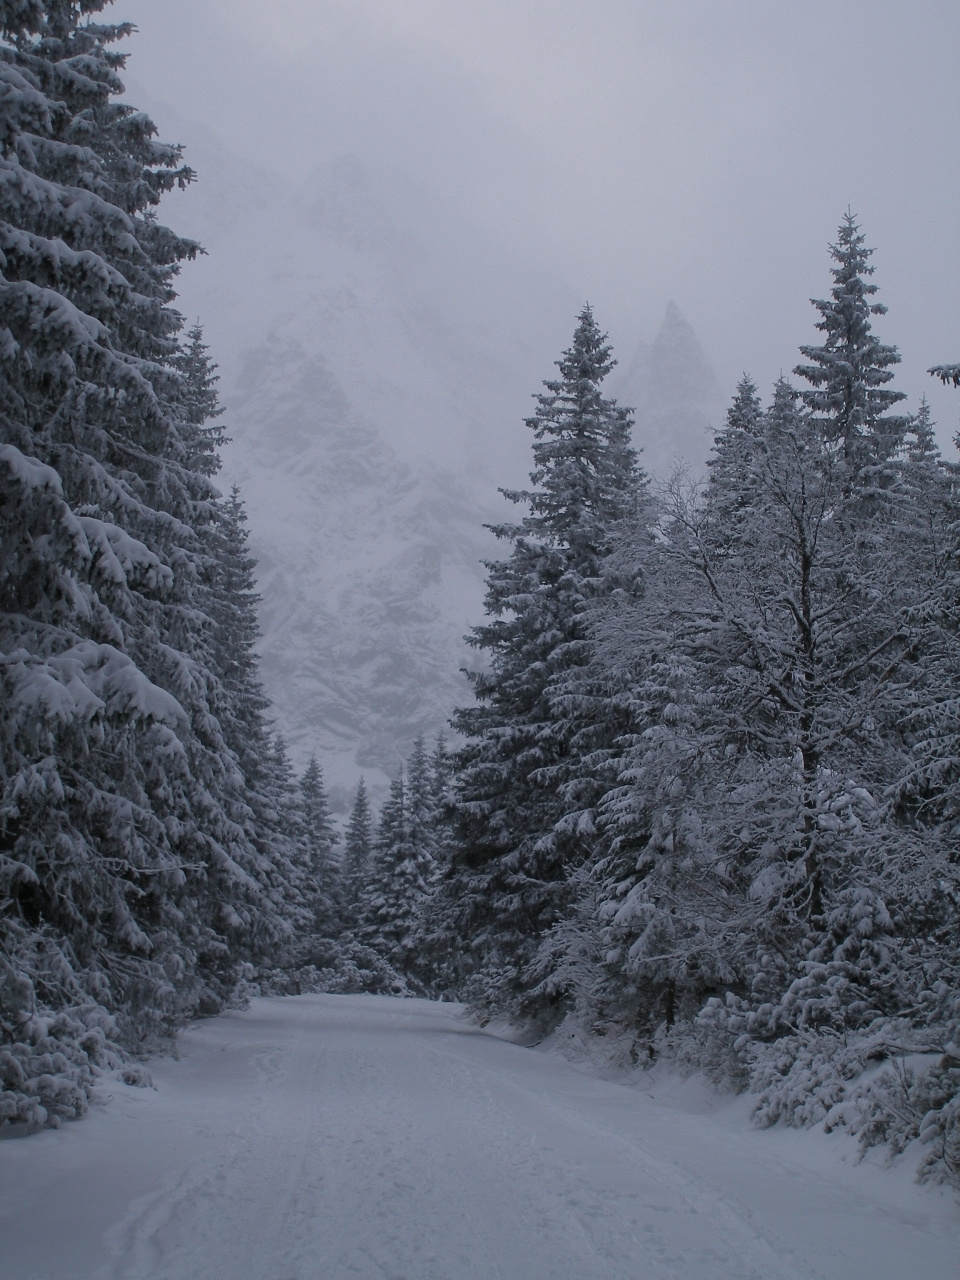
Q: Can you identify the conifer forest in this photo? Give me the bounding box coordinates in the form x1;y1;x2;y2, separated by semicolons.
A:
2;0;959;1243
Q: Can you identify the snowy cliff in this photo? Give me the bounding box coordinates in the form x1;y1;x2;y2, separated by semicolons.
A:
161;133;721;802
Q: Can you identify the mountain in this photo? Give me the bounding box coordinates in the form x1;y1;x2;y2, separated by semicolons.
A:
226;333;492;806
614;302;723;481
156;138;579;803
142;102;723;804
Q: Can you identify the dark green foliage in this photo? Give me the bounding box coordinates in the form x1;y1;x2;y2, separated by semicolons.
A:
437;306;644;1019
299;756;341;933
0;3;305;1129
439;220;960;1186
794;212;908;473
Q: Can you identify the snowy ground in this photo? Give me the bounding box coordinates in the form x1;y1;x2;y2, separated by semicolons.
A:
2;995;957;1280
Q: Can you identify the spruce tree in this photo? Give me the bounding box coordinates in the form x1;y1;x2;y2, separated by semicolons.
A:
299;756;342;935
406;736;439;871
561;368;957;1147
795;212;908;476
342;778;373;917
906;396;940;467
894;397;960;828
360;768;433;984
440;306;643;1020
705;372;764;536
0;3;291;1128
171;322;226;478
430;733;453;810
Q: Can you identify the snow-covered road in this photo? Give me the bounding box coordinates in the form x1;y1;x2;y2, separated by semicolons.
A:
2;995;956;1280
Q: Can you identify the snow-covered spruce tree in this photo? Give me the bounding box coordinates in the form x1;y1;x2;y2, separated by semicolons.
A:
359;745;440;990
299;756;342;936
307;773;405;997
894;400;960;830
406;737;434;857
167;335;307;992
855;395;960;1187
720;390;960;1186
537;380;766;1043
410;732;462;994
0;3;288;1130
342;777;372;919
530;229;959;1182
249;736;318;994
429;732;453;809
770;224;960;1177
703;373;764;536
568;368;960;1179
171;322;225;479
359;772;417;989
679;381;925;1047
795;212;908;480
929;363;960;388
401;734;458;993
437;306;643;1022
853;396;960;1177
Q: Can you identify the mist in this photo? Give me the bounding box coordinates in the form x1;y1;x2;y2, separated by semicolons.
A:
116;0;959;417
109;0;960;795
7;4;960;1236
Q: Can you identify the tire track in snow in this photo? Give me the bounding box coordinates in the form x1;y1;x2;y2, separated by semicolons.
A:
435;1046;811;1280
5;995;953;1280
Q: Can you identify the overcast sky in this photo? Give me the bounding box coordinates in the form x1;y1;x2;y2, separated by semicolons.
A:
114;0;960;435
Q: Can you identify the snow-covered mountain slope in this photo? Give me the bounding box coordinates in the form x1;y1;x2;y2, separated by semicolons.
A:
225;332;493;796
155;138;579;800
150;112;724;800
614;300;724;482
4;995;956;1280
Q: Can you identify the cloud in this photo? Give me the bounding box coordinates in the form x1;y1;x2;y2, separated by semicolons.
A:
115;0;959;423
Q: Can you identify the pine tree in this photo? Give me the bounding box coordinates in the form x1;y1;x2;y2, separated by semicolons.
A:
795;212;908;476
0;3;291;1128
299;756;342;935
564;371;954;1125
440;306;643;1020
360;768;433;984
342;778;373;917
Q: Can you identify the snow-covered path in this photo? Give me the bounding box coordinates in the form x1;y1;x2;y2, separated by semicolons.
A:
3;995;956;1280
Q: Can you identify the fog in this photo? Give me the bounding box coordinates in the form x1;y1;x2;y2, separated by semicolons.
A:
117;0;959;420
108;0;960;795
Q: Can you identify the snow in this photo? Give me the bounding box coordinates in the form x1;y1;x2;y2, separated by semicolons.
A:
7;643;188;729
77;518;173;593
0;442;65;495
3;994;956;1280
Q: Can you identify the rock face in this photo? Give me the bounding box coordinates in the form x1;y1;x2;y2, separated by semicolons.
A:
614;302;723;482
226;333;493;805
164;128;722;805
175;149;577;804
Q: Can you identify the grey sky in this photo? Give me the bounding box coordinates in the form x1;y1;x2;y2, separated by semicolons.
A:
115;0;959;434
